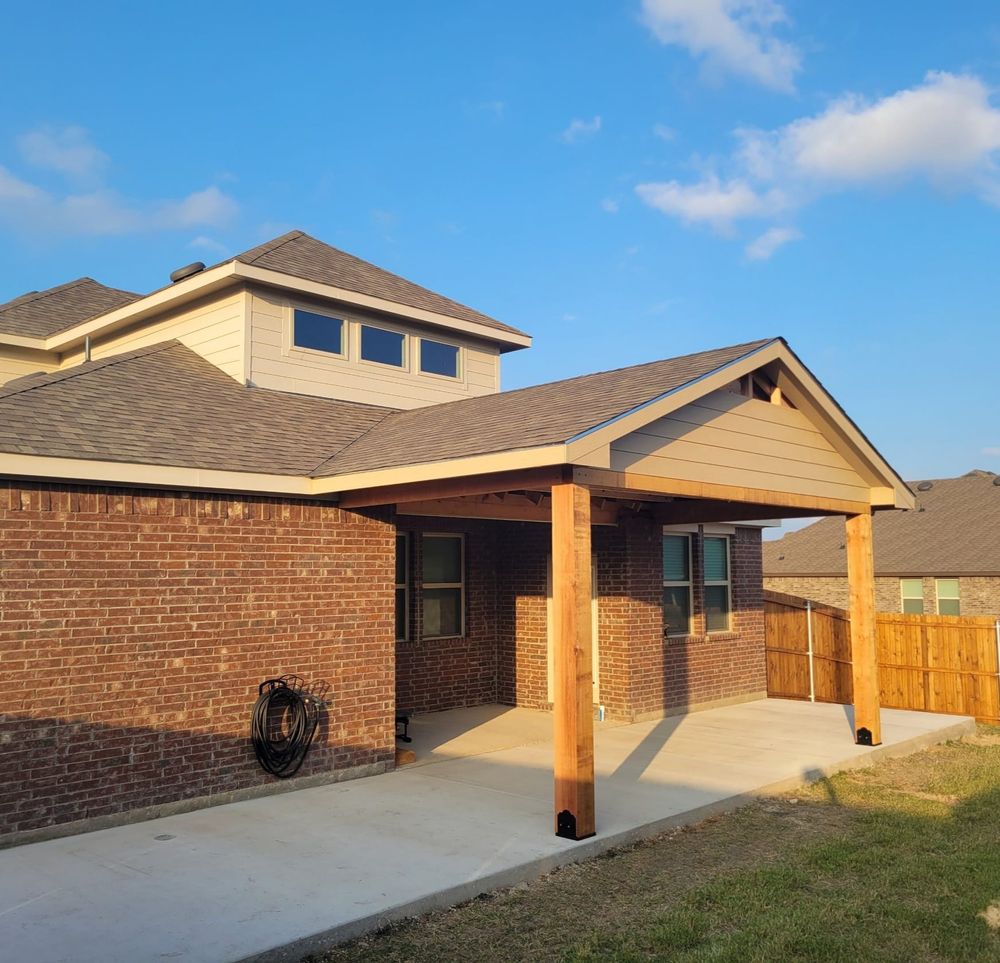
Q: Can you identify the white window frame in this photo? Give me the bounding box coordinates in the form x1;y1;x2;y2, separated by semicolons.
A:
395;532;409;642
662;533;693;638
899;578;923;615
703;534;732;634
417;335;463;381
421;533;465;640
286;303;349;361
935;578;961;616
359;321;409;371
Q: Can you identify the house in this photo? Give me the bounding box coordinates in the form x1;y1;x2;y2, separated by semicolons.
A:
0;230;913;846
764;469;1000;616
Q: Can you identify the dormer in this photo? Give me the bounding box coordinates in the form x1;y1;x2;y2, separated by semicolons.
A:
0;231;531;409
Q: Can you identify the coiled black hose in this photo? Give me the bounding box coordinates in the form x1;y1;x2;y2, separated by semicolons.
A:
250;677;323;778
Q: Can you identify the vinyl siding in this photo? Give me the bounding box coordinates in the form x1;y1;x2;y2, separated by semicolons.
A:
610;388;871;503
248;288;499;408
0;347;61;387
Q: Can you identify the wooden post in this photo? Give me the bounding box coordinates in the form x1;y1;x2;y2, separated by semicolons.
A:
551;480;596;840
846;511;882;745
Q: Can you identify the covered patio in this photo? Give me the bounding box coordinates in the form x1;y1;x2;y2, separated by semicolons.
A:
0;698;973;963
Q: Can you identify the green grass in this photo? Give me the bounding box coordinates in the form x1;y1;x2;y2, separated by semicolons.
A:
312;727;1000;962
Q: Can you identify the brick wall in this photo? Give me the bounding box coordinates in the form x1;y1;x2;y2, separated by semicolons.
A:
764;575;1000;617
0;483;396;844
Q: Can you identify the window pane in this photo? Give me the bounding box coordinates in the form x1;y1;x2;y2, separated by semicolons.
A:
294;309;343;354
936;579;960;599
420;339;459;377
902;597;924;615
423;536;461;583
423;587;462;637
704;537;728;582
361;325;405;366
938;598;961;616
663;585;691;636
705;584;730;632
900;578;922;599
395;588;407;640
395;534;407;585
662;535;689;582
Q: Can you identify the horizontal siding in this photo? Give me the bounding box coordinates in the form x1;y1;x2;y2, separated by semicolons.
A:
249;290;499;408
0;347;60;387
611;388;871;503
59;293;246;382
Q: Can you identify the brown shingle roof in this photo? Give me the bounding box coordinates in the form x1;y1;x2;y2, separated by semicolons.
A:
0;278;140;339
0;342;392;475
314;338;775;476
763;470;1000;576
231;231;527;339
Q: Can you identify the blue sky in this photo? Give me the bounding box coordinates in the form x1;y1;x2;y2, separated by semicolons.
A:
1;1;999;486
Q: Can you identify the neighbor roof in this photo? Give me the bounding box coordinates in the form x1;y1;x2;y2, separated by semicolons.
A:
763;470;1000;576
0;337;774;479
0;278;140;339
229;231;527;339
0;342;392;475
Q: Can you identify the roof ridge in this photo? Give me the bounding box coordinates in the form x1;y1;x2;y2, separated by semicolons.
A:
309;403;403;476
236;230;306;265
0;277;95;314
0;341;180;401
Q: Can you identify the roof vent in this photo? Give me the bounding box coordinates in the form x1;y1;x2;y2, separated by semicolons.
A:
916;481;933;491
169;261;206;284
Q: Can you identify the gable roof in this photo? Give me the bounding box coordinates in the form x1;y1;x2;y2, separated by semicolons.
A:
313;338;774;476
0;342;391;475
763;470;1000;576
0;278;140;339
228;230;527;338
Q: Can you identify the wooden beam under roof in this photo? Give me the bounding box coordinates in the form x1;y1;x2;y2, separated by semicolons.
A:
398;493;620;525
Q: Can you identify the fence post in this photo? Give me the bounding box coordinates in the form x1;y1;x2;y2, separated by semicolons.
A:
807;599;816;703
995;620;1000;707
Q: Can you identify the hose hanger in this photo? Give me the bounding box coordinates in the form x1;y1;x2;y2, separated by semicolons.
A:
250;676;327;778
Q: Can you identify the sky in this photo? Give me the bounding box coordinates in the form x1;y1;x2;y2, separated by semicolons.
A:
1;1;999;499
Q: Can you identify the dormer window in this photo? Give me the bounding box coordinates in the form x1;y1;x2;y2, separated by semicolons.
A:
360;324;406;367
293;308;344;356
419;338;460;379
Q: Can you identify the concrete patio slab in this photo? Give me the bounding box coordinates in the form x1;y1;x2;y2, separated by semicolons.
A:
0;699;974;963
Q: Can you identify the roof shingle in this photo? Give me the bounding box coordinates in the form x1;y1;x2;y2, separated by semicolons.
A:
0;278;140;339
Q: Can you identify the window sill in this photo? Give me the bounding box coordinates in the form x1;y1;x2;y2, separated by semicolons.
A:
665;631;740;644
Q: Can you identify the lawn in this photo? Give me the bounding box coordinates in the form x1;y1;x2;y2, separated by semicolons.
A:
312;726;1000;963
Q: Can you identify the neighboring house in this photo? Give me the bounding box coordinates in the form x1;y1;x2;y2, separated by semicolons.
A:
0;230;912;845
764;470;1000;616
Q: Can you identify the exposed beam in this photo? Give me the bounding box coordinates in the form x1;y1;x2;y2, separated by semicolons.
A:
337;466;569;509
656;500;834;525
551;481;596;841
573;467;871;516
398;494;619;526
846;510;882;746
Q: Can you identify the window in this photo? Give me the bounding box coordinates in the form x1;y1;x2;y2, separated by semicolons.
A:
900;578;923;615
662;534;692;637
293;308;344;355
395;534;409;641
422;534;464;638
419;338;460;378
360;324;406;367
936;578;961;616
703;536;731;633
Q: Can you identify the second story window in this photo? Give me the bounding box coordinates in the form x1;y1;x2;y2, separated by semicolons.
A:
361;324;406;367
419;338;460;378
293;309;344;356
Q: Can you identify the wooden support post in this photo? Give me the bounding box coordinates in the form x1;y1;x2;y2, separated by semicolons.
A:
551;480;596;840
846;511;882;746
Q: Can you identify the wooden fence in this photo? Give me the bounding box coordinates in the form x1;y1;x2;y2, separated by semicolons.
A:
764;590;1000;723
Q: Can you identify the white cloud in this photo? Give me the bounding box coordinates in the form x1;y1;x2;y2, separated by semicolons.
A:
17;125;109;180
635;175;783;232
640;0;801;92
982;447;1000;457
637;71;1000;249
652;122;676;142
157;186;238;229
601;198;620;213
560;115;602;143
189;235;230;257
745;225;801;260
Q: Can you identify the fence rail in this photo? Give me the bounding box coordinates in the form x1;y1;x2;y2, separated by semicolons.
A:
764;590;1000;723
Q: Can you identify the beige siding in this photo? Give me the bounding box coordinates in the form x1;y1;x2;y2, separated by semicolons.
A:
0;346;60;387
611;388;871;503
248;289;500;408
59;292;246;382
